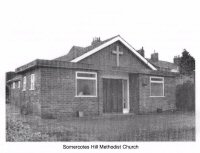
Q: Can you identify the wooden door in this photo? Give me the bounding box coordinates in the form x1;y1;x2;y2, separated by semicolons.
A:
103;79;123;113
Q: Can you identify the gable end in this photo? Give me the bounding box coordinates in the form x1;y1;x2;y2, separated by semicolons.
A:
71;36;157;70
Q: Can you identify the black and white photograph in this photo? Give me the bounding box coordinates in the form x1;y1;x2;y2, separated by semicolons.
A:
5;35;195;142
0;0;199;153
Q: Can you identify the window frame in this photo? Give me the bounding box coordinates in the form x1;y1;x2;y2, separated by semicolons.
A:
75;71;97;97
150;76;165;97
18;81;20;88
30;74;35;90
22;76;26;91
12;82;15;89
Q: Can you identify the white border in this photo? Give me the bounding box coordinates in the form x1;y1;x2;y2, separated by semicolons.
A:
71;36;157;70
149;76;165;97
75;71;97;97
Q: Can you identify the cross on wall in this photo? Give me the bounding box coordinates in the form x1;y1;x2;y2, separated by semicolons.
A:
112;46;123;66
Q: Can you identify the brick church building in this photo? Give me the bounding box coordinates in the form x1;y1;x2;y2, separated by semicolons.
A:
6;35;178;118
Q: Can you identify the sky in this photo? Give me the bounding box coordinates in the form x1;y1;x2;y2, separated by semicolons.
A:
0;0;199;73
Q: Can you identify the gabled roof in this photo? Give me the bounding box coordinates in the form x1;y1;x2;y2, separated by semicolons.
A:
148;59;179;72
55;46;85;61
56;35;157;70
54;35;118;62
72;35;157;70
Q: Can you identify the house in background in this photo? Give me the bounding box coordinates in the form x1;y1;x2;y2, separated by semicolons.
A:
137;47;180;73
148;52;180;73
6;35;177;118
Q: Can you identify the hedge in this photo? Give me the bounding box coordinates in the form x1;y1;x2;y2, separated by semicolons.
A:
176;81;195;111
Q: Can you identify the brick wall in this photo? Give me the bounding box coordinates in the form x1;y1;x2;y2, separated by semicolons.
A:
40;67;99;118
80;41;151;71
10;82;21;106
129;74;139;114
9;65;177;117
138;74;176;113
10;69;41;115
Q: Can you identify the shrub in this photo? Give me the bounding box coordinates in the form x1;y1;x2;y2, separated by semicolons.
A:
176;81;195;111
6;116;50;141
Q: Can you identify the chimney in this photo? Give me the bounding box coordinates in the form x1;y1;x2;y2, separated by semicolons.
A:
151;51;159;62
137;46;145;57
91;37;101;46
173;55;181;65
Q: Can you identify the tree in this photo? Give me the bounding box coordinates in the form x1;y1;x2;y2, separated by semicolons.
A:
180;49;195;74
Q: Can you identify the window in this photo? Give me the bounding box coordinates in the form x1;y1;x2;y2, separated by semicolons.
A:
12;82;15;89
22;76;26;91
76;71;97;97
30;74;35;90
150;76;164;97
18;81;20;88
